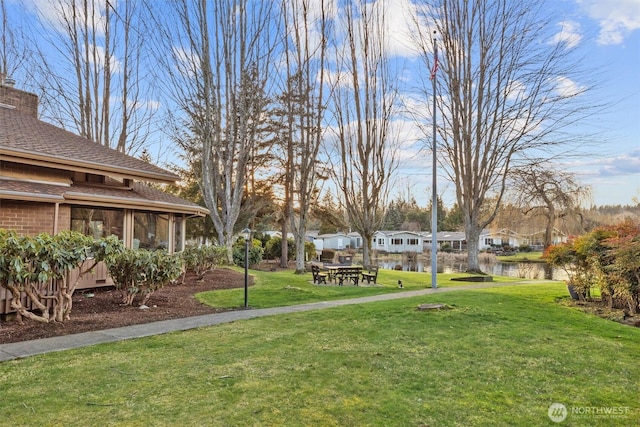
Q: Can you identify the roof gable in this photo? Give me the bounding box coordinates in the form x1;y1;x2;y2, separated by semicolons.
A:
0;107;178;183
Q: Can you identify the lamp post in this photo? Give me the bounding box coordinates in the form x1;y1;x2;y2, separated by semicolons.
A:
242;228;251;308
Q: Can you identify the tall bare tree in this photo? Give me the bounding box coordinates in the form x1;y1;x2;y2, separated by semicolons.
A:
329;0;399;268
412;0;593;272
151;0;276;262
510;167;591;248
27;0;154;154
0;0;32;82
277;0;331;273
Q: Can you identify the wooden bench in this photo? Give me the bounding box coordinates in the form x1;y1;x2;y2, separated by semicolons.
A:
361;266;379;284
335;267;362;286
311;265;327;284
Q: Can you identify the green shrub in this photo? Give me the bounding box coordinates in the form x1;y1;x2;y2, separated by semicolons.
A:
0;230;124;322
233;238;264;266
264;237;295;261
304;241;316;262
106;249;183;306
180;245;227;281
545;218;640;313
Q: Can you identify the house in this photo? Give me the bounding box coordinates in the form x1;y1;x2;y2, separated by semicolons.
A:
520;228;568;249
372;228;523;253
347;231;363;249
422;231;467;251
0;80;208;312
263;230;295;240
372;230;423;253
316;232;352;250
480;228;522;250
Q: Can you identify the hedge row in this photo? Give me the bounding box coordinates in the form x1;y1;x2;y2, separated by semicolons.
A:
0;229;230;323
544;219;640;314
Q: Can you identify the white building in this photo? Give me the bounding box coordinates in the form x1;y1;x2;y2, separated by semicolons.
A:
372;231;424;253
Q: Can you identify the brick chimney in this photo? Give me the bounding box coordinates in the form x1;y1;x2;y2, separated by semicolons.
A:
0;76;39;118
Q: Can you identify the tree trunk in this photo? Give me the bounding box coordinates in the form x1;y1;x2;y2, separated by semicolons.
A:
294;230;306;274
544;208;555;248
280;217;288;268
465;224;482;273
362;232;373;268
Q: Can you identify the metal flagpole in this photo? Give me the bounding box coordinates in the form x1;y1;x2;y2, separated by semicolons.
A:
430;34;438;289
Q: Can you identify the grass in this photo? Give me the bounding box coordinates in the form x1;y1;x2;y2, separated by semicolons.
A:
497;251;544;262
1;281;639;426
196;267;524;309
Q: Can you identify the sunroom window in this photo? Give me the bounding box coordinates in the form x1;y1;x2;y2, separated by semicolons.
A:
133;212;169;250
71;207;124;239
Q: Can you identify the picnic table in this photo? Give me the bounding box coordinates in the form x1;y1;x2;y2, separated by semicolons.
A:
327;266;362;286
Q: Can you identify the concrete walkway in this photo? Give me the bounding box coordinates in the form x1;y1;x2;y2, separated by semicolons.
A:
0;281;552;362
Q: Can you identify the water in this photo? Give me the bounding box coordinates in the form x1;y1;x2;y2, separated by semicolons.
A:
376;259;567;281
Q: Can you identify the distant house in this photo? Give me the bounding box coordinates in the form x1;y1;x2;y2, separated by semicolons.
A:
0;80;208;312
520;228;568;249
373;228;522;253
372;230;423;253
263;230;295;240
422;231;467;251
347;231;363;249
317;232;352;250
480;228;521;249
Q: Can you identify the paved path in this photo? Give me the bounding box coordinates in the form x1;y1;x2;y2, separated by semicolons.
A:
0;281;553;362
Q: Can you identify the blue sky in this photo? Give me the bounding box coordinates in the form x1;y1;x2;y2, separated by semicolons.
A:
531;0;640;207
387;0;640;207
569;0;640;206
6;0;640;207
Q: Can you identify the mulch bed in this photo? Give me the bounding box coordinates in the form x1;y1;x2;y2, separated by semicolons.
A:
0;268;250;345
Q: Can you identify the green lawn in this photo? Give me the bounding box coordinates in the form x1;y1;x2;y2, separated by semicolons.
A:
497;251;545;262
1;279;638;426
196;267;523;309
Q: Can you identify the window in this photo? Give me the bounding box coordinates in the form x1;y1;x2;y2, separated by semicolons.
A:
377;238;385;245
71;207;123;239
391;238;403;245
407;238;419;245
484;238;494;246
134;212;169;250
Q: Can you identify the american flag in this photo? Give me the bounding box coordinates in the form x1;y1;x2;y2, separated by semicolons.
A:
430;47;439;80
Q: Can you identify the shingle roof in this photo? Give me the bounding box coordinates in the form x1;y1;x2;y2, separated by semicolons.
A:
0;107;178;183
0;178;208;216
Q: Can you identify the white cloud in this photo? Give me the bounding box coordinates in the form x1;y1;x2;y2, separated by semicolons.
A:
23;0;109;37
553;76;585;98
506;80;527;101
576;0;640;45
383;0;423;58
551;20;583;48
564;149;640;178
596;148;640;177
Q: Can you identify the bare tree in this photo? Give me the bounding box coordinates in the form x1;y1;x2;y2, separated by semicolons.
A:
151;0;276;262
412;0;594;272
329;0;399;268
0;0;32;82
24;0;155;154
276;0;331;273
511;167;591;248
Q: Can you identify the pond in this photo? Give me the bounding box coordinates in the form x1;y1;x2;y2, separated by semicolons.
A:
375;258;567;281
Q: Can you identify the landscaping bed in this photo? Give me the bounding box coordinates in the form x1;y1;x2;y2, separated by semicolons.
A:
0;268;248;344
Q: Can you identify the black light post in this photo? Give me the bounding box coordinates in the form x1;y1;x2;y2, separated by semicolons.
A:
242;228;251;308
